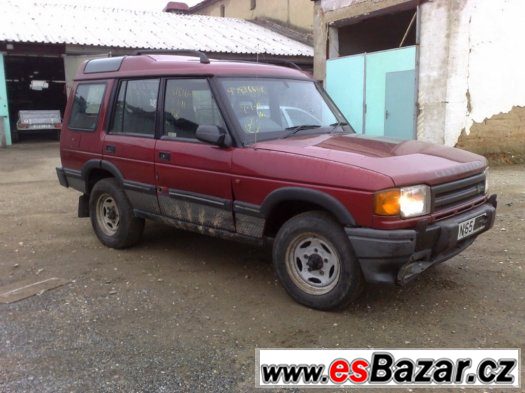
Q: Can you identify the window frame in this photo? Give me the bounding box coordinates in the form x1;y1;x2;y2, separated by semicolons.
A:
160;77;230;144
107;77;161;139
68;81;107;132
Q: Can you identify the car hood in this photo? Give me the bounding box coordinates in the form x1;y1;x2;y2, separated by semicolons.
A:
251;134;487;186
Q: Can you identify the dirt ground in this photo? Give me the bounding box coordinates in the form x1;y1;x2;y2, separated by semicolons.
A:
0;139;524;393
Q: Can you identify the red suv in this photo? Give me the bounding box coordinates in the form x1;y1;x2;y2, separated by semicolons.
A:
57;53;497;310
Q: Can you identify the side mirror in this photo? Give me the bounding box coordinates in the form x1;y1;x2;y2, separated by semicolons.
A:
195;125;232;147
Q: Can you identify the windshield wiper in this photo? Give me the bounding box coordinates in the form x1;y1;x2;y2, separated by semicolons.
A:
329;121;349;133
283;124;321;138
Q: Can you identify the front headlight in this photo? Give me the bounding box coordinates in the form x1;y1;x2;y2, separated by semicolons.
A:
374;185;431;218
399;185;431;218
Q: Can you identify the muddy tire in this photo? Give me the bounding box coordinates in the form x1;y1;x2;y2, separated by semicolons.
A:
273;211;364;310
89;178;144;249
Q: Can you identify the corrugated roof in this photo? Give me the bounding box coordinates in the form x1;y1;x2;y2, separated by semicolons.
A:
0;1;313;57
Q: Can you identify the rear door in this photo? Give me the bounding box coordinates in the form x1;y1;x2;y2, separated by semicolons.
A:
103;78;160;214
155;78;235;231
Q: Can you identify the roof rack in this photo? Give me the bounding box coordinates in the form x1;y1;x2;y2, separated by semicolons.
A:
215;57;303;71
257;59;303;71
133;49;210;64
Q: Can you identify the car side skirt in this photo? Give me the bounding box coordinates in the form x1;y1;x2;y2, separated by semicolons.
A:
134;209;264;246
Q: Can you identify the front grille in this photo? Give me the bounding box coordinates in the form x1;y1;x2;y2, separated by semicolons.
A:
431;172;486;211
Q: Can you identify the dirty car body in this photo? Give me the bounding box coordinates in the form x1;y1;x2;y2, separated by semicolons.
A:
56;54;497;310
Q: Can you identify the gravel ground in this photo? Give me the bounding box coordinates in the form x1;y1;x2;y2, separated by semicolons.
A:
0;139;524;392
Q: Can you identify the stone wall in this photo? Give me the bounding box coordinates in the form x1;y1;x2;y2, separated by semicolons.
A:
456;106;525;164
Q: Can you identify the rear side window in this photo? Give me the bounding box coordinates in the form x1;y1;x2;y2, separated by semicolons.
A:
68;83;106;131
110;79;160;136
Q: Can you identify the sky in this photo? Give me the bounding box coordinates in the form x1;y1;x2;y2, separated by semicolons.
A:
22;0;204;11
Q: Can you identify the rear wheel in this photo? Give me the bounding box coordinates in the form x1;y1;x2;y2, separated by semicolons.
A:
89;178;144;249
273;211;364;310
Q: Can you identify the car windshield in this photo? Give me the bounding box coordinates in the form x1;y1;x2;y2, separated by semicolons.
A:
218;78;352;143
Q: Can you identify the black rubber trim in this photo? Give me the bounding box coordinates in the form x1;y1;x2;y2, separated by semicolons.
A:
168;189;232;210
78;159;124;193
59;167;86;192
98;160;124;183
346;199;497;285
80;159;124;183
56;167;69;188
134;209;262;245
80;159;101;179
233;201;263;217
78;194;89;217
123;180;157;195
63;168;82;179
260;187;356;226
345;227;417;260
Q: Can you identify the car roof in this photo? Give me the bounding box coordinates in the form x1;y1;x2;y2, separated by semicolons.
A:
75;54;312;81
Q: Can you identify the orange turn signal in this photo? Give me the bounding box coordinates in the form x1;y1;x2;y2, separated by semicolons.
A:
374;189;400;216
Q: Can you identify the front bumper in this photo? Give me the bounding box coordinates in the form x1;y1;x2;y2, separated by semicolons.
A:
346;195;497;285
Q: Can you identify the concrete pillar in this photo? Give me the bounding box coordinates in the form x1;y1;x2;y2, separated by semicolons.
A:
313;1;328;82
416;0;452;144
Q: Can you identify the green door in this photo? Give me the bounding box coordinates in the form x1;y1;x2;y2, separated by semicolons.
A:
0;54;11;145
384;69;416;140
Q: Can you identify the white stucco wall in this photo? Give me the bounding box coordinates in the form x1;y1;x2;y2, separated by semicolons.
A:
418;0;525;146
321;0;365;12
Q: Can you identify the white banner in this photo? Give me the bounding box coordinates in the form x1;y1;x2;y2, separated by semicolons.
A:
256;348;520;388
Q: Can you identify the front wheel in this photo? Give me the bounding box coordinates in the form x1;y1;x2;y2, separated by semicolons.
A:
273;211;364;310
89;178;144;249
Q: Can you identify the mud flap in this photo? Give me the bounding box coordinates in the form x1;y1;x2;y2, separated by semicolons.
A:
78;194;89;217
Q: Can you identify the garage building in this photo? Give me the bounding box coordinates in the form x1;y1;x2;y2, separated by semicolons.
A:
0;1;313;146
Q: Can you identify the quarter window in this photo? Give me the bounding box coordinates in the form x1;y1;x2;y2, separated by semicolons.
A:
163;79;226;140
68;83;106;131
110;79;160;136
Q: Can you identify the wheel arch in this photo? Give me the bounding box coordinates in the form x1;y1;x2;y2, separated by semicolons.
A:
81;159;124;194
261;187;356;237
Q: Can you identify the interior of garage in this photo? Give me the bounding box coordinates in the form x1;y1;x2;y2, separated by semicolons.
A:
4;55;67;142
337;8;416;57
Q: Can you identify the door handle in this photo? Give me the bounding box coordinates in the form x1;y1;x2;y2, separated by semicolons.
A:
105;144;116;153
159;152;171;161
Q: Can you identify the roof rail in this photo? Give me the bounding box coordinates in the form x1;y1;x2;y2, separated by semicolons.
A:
258;59;303;71
133;49;210;64
216;57;303;71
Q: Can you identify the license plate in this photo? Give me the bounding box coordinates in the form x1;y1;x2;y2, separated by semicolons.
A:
457;214;487;240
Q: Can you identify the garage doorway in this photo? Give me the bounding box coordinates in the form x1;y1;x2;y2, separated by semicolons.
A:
325;5;418;139
5;55;67;142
